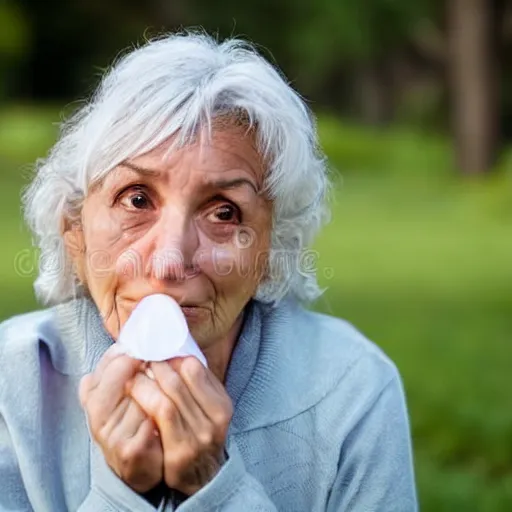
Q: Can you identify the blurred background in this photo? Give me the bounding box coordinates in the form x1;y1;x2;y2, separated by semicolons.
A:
0;0;511;510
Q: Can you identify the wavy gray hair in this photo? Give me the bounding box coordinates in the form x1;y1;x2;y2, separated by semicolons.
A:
23;32;330;306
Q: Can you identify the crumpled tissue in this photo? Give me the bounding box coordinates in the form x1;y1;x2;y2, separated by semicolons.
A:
116;293;207;367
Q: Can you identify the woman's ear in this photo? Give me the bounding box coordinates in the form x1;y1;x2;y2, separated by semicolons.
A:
63;222;86;283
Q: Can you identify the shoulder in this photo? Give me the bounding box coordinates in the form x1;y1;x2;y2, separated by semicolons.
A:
295;304;398;384
0;308;62;396
274;298;400;396
236;299;404;430
291;304;409;421
0;308;58;357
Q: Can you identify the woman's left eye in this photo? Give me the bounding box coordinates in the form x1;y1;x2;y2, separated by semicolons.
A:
207;204;241;223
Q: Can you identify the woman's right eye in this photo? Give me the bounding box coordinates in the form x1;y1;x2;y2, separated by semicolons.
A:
118;187;153;211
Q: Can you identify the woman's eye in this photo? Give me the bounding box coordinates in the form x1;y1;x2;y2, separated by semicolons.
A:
119;188;152;210
208;204;241;223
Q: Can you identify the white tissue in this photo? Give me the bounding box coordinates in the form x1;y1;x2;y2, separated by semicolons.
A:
117;294;207;367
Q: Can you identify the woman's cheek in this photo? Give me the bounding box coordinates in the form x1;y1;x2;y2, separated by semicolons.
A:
235;225;270;282
194;246;238;279
115;248;146;280
196;224;267;283
81;228;137;298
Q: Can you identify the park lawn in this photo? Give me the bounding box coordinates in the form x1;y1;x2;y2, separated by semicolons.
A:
0;105;511;511
316;118;512;511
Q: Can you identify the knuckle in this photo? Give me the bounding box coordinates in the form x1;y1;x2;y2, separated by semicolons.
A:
162;369;183;395
198;430;214;447
146;389;162;416
132;376;160;416
117;439;138;467
95;421;111;445
159;400;177;423
212;407;232;429
109;355;135;376
184;357;203;382
165;446;193;470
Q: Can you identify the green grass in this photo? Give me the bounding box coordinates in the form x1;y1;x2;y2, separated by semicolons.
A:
315;118;512;510
1;105;511;510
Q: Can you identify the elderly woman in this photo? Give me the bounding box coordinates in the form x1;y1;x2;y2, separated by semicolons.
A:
0;33;417;511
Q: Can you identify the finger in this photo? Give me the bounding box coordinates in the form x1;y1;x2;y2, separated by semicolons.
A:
126;417;163;481
106;399;148;450
174;357;233;428
129;372;188;445
85;356;144;430
79;373;95;407
79;346;134;408
132;416;162;454
97;343;127;373
109;411;163;494
90;395;129;442
90;343;128;387
150;361;212;435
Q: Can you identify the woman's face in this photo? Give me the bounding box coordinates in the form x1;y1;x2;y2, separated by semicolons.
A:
65;125;272;349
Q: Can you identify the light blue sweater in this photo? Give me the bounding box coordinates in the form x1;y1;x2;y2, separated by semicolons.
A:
0;297;417;511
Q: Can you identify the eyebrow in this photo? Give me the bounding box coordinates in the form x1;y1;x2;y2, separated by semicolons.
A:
120;161;162;177
120;161;260;195
209;177;259;195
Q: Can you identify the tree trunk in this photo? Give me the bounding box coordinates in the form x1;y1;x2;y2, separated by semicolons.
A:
448;0;500;175
355;60;394;126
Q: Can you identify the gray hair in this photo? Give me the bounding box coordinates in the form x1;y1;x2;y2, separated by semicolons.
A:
23;31;331;306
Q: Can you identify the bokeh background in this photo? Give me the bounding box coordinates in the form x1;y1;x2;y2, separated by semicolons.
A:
0;1;511;510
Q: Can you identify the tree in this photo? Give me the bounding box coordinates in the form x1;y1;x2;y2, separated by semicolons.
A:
285;0;434;124
0;1;30;99
447;0;502;174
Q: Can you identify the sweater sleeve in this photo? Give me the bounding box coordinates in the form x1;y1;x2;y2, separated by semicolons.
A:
0;412;32;510
326;374;418;512
175;439;278;512
0;407;165;512
77;442;167;512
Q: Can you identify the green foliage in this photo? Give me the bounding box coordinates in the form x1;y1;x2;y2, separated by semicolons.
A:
285;0;435;96
292;0;431;60
2;0;441;112
0;2;29;57
0;107;510;510
0;2;30;98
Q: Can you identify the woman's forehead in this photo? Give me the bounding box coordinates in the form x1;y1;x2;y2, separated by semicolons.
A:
94;129;264;194
134;127;261;176
141;128;259;165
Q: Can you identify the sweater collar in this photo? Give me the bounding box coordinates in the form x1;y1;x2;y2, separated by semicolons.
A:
52;296;266;395
224;299;262;412
52;296;114;375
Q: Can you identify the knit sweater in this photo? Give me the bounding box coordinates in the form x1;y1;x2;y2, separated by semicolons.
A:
0;297;418;511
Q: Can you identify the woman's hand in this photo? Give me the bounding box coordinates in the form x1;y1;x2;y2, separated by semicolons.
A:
79;345;164;494
128;356;234;496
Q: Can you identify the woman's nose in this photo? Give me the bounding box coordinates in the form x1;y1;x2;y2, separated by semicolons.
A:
149;207;199;281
